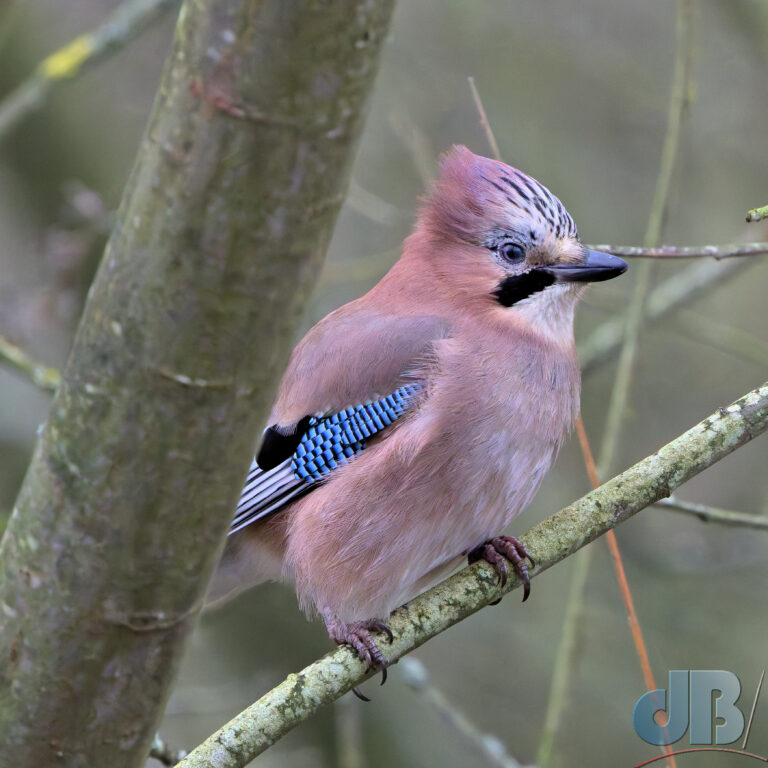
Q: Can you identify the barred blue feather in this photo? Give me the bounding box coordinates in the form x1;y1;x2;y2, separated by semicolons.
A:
229;384;421;535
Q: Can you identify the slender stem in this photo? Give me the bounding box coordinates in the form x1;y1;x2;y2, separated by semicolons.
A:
598;0;696;477
175;382;768;768
746;205;768;223
654;497;768;531
594;9;695;768
0;0;180;140
0;332;60;392
589;242;768;260
334;695;367;768
468;77;502;162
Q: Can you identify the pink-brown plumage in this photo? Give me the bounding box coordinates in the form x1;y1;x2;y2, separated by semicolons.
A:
212;145;626;663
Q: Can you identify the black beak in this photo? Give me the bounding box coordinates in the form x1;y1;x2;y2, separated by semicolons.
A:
538;250;628;283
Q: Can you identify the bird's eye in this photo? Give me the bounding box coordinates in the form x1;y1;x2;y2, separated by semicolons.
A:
498;243;526;264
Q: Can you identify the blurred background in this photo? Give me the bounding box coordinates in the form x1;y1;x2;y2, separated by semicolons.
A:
1;1;767;766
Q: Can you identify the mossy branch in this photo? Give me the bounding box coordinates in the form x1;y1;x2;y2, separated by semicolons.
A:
177;381;768;768
0;332;60;391
0;0;180;140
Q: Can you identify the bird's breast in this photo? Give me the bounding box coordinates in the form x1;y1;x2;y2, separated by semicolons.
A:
424;329;580;541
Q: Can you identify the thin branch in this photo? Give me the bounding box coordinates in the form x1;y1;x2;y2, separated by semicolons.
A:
400;658;533;768
654;497;768;531
0;332;60;392
746;205;768;223
0;0;180;140
579;251;761;374
536;546;593;767
588;242;768;260
148;734;187;766
176;381;768;768
334;694;367;768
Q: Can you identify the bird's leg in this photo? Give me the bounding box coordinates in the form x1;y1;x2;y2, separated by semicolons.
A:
468;535;536;602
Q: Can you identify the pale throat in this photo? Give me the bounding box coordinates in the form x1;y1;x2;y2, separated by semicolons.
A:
511;282;580;343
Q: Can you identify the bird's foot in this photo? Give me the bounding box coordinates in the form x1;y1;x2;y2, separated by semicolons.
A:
326;617;394;699
329;618;393;670
468;535;536;602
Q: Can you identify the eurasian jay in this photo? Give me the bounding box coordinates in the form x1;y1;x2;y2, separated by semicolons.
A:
211;145;627;671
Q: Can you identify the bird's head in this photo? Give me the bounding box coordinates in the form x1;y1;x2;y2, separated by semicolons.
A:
415;145;627;331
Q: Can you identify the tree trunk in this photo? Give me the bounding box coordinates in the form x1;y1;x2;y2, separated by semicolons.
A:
0;1;395;765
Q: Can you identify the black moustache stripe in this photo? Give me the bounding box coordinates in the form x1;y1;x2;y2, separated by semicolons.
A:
493;271;555;307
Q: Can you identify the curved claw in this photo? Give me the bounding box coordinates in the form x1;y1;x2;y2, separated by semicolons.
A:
352;686;371;702
370;620;394;644
469;536;535;602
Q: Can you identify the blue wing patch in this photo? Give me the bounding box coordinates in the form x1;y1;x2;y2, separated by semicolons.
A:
292;383;421;481
229;383;422;534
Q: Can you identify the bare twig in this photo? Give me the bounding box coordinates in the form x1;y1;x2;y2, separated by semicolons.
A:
0;0;180;140
400;658;534;768
175;382;768;768
655;497;768;531
149;734;187;766
0;333;60;391
746;205;768;223
588;242;768;260
579;251;761;374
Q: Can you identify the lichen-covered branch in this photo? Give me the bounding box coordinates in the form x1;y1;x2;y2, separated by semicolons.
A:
746;205;768;223
0;1;395;765
0;332;60;391
588;242;768;260
0;0;180;140
176;381;768;768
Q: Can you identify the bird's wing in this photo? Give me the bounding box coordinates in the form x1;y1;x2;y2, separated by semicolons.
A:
230;310;449;534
